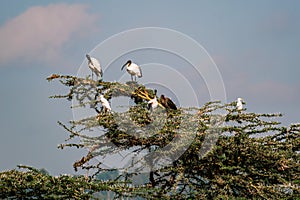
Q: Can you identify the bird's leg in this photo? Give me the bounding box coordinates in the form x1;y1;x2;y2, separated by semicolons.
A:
91;72;94;80
131;75;133;82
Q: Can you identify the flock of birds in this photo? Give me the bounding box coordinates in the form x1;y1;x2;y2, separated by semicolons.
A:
86;54;178;113
86;54;243;113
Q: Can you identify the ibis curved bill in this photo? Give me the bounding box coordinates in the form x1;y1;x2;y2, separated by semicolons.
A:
86;54;103;80
121;60;142;81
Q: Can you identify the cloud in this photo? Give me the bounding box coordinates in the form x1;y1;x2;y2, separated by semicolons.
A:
0;3;98;65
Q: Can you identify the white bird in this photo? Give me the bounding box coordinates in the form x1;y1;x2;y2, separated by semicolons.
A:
237;98;243;111
86;54;103;80
121;60;142;81
99;95;111;112
147;89;158;111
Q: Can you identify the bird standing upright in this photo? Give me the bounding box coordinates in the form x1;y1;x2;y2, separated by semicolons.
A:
121;60;142;81
160;95;177;110
99;95;111;112
236;98;243;112
86;54;103;80
147;89;158;111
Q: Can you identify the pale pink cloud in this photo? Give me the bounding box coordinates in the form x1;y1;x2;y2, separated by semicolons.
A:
0;3;98;65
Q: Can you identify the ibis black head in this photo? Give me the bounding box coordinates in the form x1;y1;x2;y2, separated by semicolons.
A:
121;60;132;70
154;89;157;95
86;54;91;62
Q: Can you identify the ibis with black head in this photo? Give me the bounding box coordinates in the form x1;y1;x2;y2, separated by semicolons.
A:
121;60;142;81
236;97;244;112
147;89;159;111
86;54;103;80
99;94;111;112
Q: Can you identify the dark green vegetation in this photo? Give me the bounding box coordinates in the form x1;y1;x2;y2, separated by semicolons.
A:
1;74;299;199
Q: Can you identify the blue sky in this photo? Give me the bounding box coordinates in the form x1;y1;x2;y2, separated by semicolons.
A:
0;1;299;175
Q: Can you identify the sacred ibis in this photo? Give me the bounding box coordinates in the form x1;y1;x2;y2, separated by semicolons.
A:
160;95;177;110
121;60;142;81
86;54;103;80
147;89;158;111
99;94;111;112
236;98;243;112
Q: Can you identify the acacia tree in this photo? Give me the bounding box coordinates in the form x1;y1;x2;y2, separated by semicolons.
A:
48;74;300;199
1;74;299;199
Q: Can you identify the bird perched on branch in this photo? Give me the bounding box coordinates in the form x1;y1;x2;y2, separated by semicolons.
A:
147;89;158;111
236;97;244;123
86;54;103;80
160;95;177;110
236;98;244;112
121;60;142;81
99;95;111;112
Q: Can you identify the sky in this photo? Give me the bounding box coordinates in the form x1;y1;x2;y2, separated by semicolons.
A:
0;1;299;175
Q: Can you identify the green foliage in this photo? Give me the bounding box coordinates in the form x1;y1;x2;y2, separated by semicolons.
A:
0;165;155;199
47;74;299;199
0;166;116;199
1;74;299;199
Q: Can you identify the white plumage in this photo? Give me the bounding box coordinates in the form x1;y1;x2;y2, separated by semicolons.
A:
147;89;158;111
99;95;111;112
86;54;103;80
237;98;243;111
121;60;142;81
148;97;158;111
